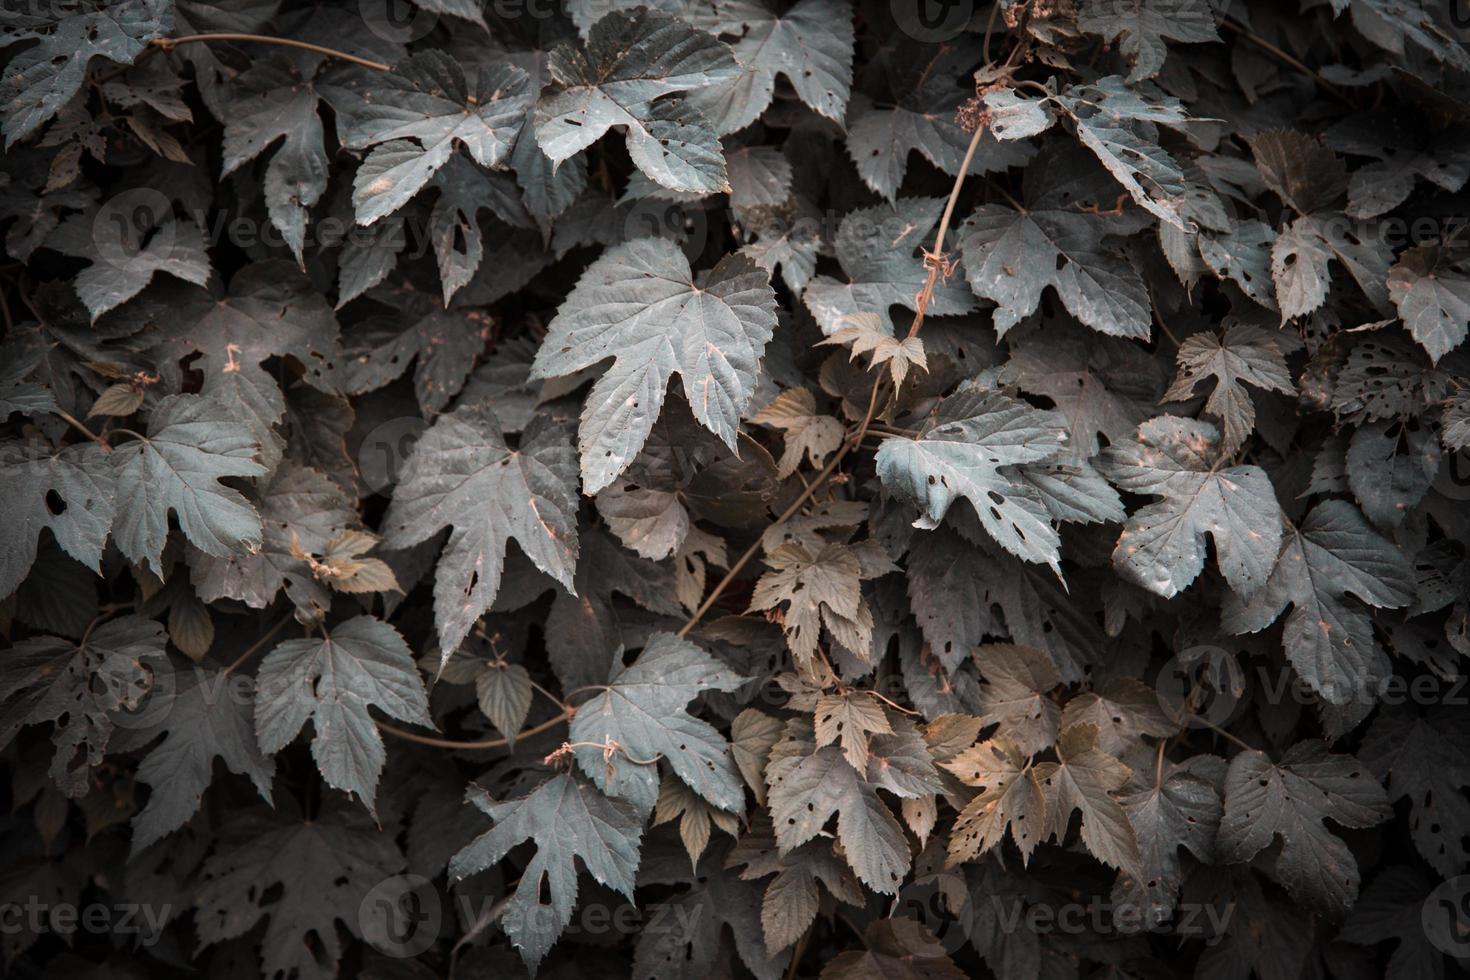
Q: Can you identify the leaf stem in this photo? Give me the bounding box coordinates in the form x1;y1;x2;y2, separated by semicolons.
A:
223;615;292;676
152;34;394;73
1218;18;1352;107
376;709;573;751
54;409;112;453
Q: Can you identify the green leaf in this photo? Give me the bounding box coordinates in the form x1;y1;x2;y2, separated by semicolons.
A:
382;405;580;661
112;662;274;852
1218;741;1392;914
535;8;739;194
1077;0;1220;82
766;719;915;894
569;632;748;813
110;393;268;573
475;662;532;743
194;802;405;980
1163;323;1297;456
875;387;1068;570
688;0;854;134
1100;415;1283;598
322;52;532;225
0;441;114;600
255;615;432;814
805;197;976;336
0;616;167;797
1387;245;1470;363
531;237;778;492
1;0;172;145
449;773;644;972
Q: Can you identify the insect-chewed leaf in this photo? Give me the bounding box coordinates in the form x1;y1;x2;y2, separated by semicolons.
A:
254;615;432;815
1222;500;1414;705
1100;415;1282;599
1359;706;1470;876
0;615;166;797
320;51;532;225
943;736;1046;865
535;8;739;193
0;441;114;599
382;405;580;661
766;719;914;894
569;632;748;813
531;236;777;492
875;386;1068;571
450;773;644;972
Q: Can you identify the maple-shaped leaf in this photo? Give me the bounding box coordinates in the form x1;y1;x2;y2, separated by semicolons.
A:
1342;865;1458;980
1077;0;1220;82
194;801;405;980
428;154;533;303
110;661;273;852
1335;0;1470;72
221;62;329;263
751;388;844;478
255;615;432;815
815;691;893;771
875;386;1069;570
1061;678;1177;756
654;772;741;869
0;441;114;600
188;462;358;622
846;44;1030;201
320;51;532;225
570;632;748;813
535;8;739;194
1114;766;1220;922
382;406;580;661
1164;323;1297;456
0;0;172;146
1388;245;1470;363
46;198;212;320
1035;723;1141;874
449;774;644;972
1359;705;1470;876
530;237;777;493
1199;219;1279;310
1272;213;1393;322
820;919;965;980
973;644;1061;756
1053;77;1191;229
109;393;267;573
804;197;976;336
634;845;788;980
728;817;865;957
1221;500;1414;705
1326;112;1470;219
944;736;1047;865
686;0;854;134
766;719;915;893
960;143;1153;338
1008;325;1163;456
1218;741;1392;914
731;707;785;806
1100;415;1283;599
0;615;166;797
343;305;490;415
817;312;928;387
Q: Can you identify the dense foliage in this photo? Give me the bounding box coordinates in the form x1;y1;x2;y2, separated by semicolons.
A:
2;0;1470;977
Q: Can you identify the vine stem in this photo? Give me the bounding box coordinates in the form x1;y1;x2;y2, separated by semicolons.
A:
377;709;573;751
223;615;292;676
55;409;112;453
676;379;884;638
152;34;393;73
1218;18;1352;107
